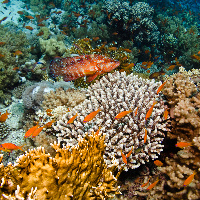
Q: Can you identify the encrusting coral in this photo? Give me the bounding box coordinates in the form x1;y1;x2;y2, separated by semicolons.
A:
0;133;120;199
42;88;86;110
54;71;169;171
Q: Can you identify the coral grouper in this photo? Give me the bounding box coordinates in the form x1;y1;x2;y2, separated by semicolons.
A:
50;54;120;82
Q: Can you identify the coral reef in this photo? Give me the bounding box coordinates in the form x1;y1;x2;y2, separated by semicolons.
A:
42;88;86;110
103;1;159;45
0;123;10;140
0;134;120;199
53;71;169;171
162;67;199;129
39;38;66;57
0;24;30;102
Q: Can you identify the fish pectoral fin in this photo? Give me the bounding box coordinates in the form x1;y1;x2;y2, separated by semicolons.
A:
83;69;96;75
87;74;98;82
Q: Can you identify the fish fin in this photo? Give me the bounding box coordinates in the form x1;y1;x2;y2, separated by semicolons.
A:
87;74;98;82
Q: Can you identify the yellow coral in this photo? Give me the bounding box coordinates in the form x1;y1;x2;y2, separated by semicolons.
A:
0;134;120;199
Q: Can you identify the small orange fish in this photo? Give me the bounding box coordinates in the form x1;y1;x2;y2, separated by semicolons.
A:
175;142;192;148
83;109;101;123
157;81;167;94
46;109;52;113
93;37;99;41
184;171;196;186
198;51;200;54
154;160;163;167
144;128;147;144
126;147;133;158
0;54;5;58
115;110;132;120
126;63;135;69
141;178;150;187
167;65;176;71
135;107;138;116
67;113;78;124
145;101;157;120
0;143;24;152
32;126;44;138
112;32;118;35
17;11;24;15
47;112;53;116
82;38;90;41
0;110;10;122
95;127;101;135
109;47;117;51
123;49;132;53
13;67;19;70
44;119;56;128
37;31;44;36
147;179;159;190
163;109;169;120
13;50;22;56
37;23;45;27
25;15;34;19
121;150;127;164
0;42;5;46
25;26;33;30
2;0;9;4
145;50;150;54
24;124;39;138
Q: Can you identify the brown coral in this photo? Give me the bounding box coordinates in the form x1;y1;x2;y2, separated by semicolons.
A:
42;88;86;110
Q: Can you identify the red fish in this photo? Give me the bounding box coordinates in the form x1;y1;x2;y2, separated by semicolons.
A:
50;54;120;82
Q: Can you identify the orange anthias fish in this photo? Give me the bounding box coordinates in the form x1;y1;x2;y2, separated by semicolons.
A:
0;110;10;122
135;107;138;116
115;110;132;120
147;179;159;190
24;124;39;138
163;109;169;120
44;119;56;128
145;101;157;120
157;81;167;94
141;178;150;187
175;142;192;148
32;126;44;138
0;143;24;152
95;127;101;135
13;50;22;56
121;150;127;164
67;113;78;124
184;171;196;186
154;160;163;167
144;128;147;144
50;54;120;82
83;108;101;123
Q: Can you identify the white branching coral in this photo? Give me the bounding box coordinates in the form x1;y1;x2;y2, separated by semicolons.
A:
53;72;169;171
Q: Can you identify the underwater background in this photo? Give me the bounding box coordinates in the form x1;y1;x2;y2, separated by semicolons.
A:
0;0;200;199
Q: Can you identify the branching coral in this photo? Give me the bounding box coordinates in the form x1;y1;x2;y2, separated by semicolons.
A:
53;71;169;171
162;67;199;129
0;134;120;199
